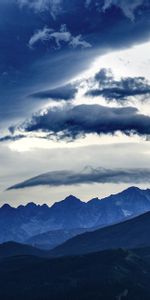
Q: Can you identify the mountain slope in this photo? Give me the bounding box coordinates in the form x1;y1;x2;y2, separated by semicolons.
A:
0;248;150;300
51;211;150;257
27;228;88;250
0;242;46;258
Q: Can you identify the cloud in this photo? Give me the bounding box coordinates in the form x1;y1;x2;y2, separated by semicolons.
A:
0;134;25;142
86;68;150;102
85;0;146;21
0;0;150;127
31;68;150;103
44;24;71;48
19;0;145;22
69;34;92;49
28;27;54;49
85;0;92;8
17;0;63;18
16;104;150;140
7;167;150;190
103;0;144;21
31;83;78;100
29;24;91;49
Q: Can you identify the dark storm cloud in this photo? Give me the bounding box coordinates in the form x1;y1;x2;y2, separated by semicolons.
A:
31;68;150;104
1;0;150;126
31;83;78;100
86;69;150;102
20;104;150;139
0;134;25;142
7;167;150;190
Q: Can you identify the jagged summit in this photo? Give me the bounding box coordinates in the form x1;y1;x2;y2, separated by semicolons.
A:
2;186;150;209
121;186;141;193
26;202;37;208
1;204;13;210
64;195;83;203
51;195;84;210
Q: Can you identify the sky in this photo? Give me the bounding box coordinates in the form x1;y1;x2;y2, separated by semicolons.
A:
0;0;150;206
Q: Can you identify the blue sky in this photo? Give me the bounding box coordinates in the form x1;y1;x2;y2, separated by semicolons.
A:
0;0;150;206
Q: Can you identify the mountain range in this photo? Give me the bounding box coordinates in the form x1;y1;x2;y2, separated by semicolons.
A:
1;186;150;299
1;208;150;259
1;186;150;249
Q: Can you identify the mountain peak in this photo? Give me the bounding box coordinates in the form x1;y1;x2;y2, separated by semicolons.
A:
1;204;12;210
62;195;84;206
118;186;141;196
25;202;38;210
41;204;49;209
125;186;140;192
64;195;81;202
51;195;84;209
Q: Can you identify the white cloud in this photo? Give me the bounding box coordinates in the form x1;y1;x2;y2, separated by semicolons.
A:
103;0;144;21
85;0;144;21
17;0;146;21
49;24;71;48
17;0;63;18
70;35;91;49
28;27;53;49
1;140;150;205
29;24;91;49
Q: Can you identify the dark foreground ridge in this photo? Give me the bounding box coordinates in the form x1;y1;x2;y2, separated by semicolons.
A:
0;248;150;300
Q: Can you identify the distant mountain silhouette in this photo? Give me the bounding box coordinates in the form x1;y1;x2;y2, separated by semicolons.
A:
51;211;150;256
1;187;150;246
0;242;46;258
0;248;150;300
